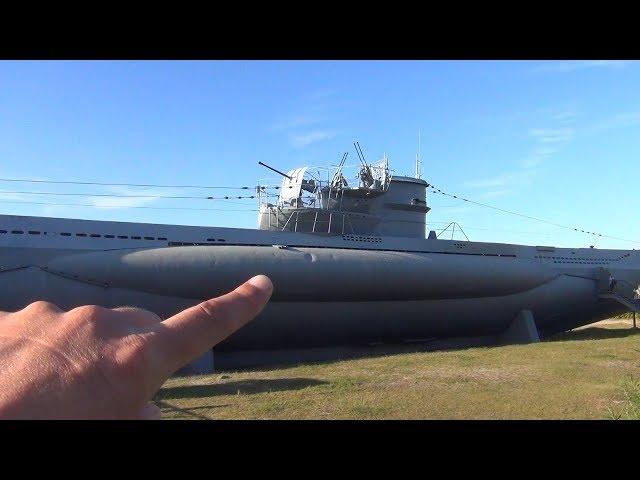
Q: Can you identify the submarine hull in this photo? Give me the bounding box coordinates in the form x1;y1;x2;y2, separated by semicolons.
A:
44;245;559;302
0;213;638;366
0;245;626;351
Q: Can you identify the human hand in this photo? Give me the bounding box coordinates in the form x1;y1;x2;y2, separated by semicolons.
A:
0;275;273;419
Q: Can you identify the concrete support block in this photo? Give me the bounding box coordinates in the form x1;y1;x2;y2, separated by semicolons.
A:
499;309;540;345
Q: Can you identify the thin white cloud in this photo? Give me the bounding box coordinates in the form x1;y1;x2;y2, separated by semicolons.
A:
271;114;323;132
589;111;640;132
90;196;157;210
462;172;527;190
289;130;337;148
89;186;181;210
606;111;640;127
0;174;50;204
272;87;339;147
428;205;475;216
534;147;558;156
40;204;80;217
307;88;338;101
532;60;634;73
478;190;511;200
0;191;34;202
468;109;575;195
553;111;576;123
0;187;164;211
0;178;189;213
529;127;574;144
521;110;576;168
519;147;558;168
520;158;542;169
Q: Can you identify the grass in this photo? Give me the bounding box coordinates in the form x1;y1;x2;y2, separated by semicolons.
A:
607;377;640;419
156;318;640;420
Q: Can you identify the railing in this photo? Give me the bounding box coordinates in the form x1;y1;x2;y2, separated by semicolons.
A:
278;209;358;234
597;274;640;312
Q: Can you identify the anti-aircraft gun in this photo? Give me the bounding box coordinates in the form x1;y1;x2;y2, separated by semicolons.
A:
257;143;430;237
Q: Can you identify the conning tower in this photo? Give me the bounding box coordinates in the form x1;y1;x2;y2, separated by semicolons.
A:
257;155;430;238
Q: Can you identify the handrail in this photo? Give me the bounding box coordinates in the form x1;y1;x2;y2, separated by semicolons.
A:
599;292;640;312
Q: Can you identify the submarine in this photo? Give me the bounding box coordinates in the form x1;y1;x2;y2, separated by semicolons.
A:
1;147;639;370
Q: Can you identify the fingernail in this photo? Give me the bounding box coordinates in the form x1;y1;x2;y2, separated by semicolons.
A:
248;275;273;293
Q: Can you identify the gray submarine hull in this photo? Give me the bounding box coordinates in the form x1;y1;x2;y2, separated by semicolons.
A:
0;242;630;351
45;245;558;301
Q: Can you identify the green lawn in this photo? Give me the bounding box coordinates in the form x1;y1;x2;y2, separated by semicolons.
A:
156;318;640;420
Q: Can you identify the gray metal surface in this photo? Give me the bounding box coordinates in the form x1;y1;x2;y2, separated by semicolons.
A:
1;219;637;347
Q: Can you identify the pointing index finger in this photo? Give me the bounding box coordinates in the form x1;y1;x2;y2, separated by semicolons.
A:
150;275;273;374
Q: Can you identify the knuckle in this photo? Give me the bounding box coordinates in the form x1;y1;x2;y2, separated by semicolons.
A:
197;299;220;319
126;333;148;355
122;335;146;363
198;298;242;329
114;306;162;323
199;298;244;332
114;306;145;314
22;300;59;314
66;304;109;325
116;334;154;374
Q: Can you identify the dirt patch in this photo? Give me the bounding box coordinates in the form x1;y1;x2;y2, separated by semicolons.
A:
597;359;639;370
380;365;535;387
575;319;635;329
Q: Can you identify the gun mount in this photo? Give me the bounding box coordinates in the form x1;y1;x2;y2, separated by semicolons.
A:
257;156;430;238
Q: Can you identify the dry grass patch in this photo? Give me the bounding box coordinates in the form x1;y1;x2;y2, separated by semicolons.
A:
157;318;640;420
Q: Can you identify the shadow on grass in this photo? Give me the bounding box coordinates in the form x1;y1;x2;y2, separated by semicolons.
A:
546;327;640;343
217;336;502;374
210;326;640;374
154;399;227;420
158;377;328;400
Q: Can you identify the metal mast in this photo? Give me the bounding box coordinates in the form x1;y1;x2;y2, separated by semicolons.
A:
415;129;422;180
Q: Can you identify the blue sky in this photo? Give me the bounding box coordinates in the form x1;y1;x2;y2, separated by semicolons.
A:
0;60;639;249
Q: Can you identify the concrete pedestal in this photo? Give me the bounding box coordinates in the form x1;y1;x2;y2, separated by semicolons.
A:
499;309;540;344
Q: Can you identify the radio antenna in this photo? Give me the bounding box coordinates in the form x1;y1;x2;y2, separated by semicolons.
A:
415;129;422;180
